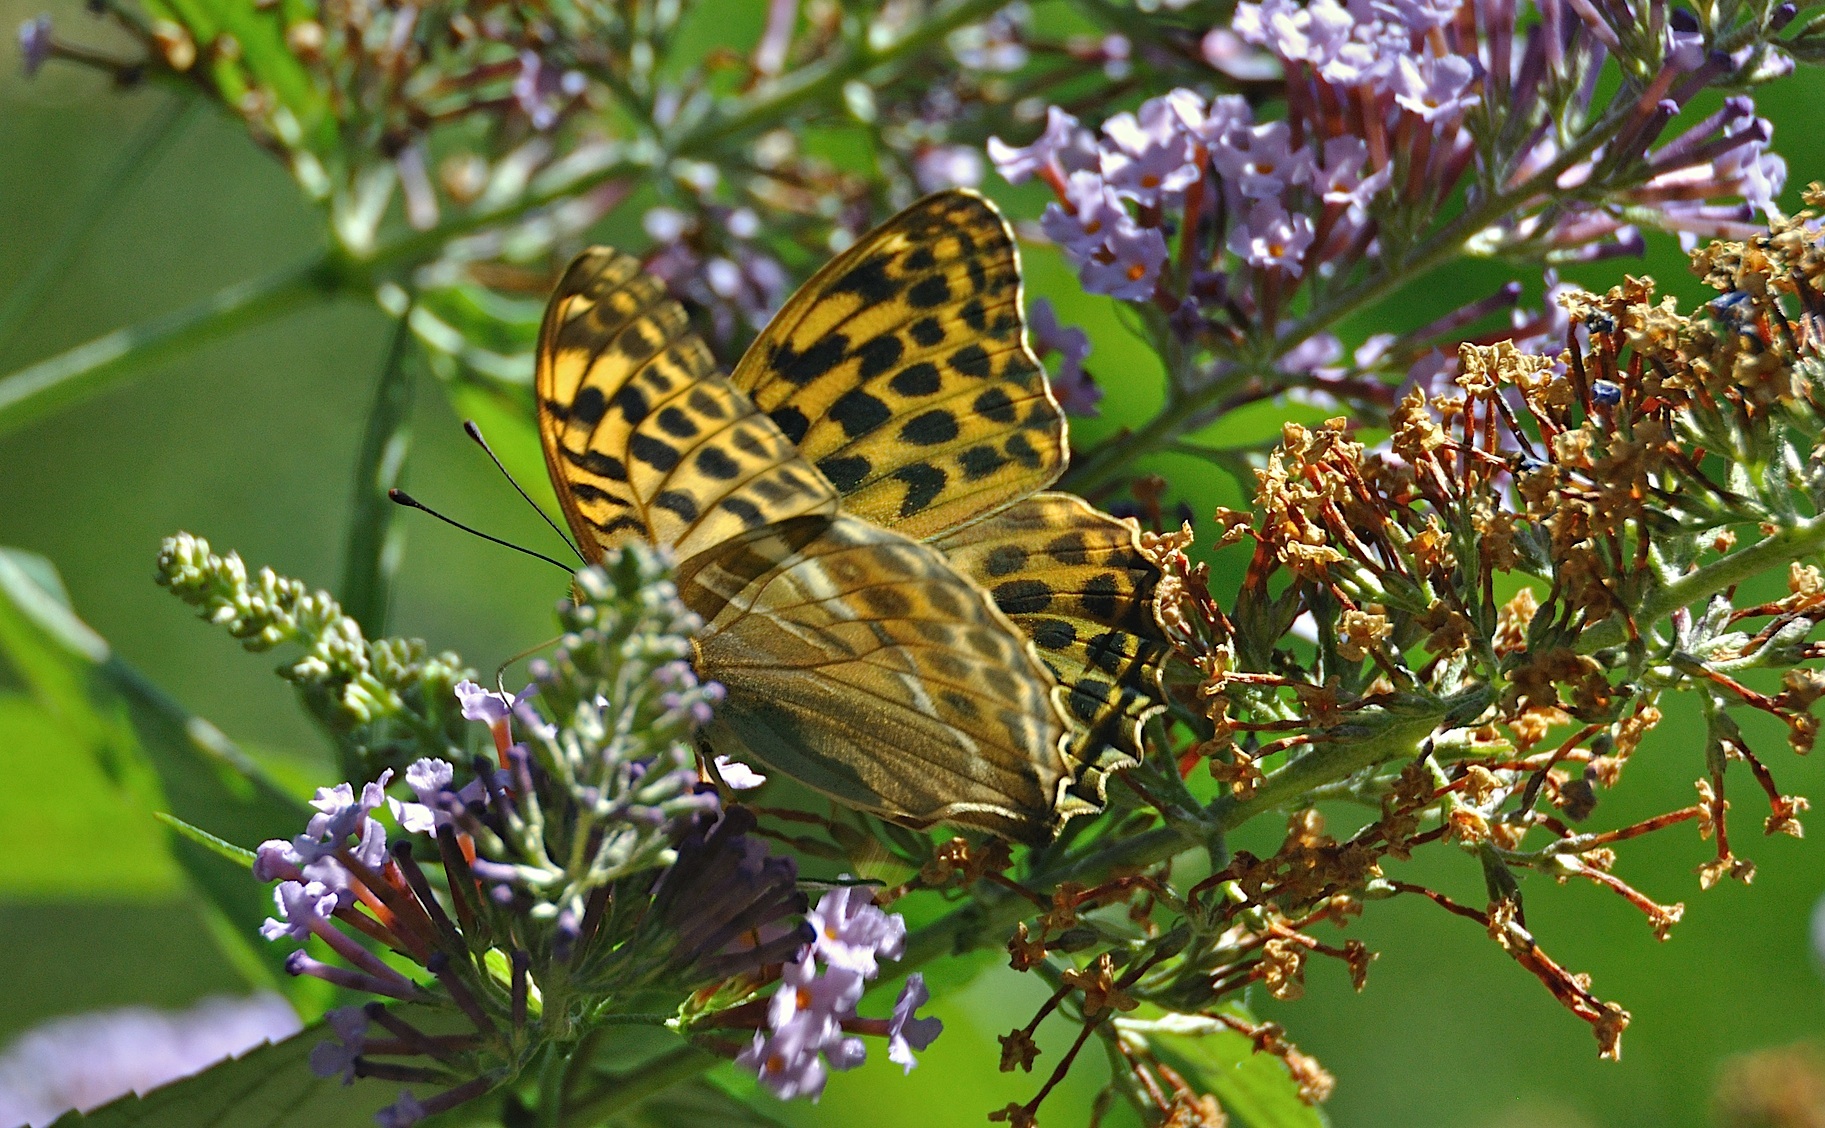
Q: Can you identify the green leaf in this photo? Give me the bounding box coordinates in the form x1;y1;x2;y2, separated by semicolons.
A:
1141;1011;1330;1128
155;812;258;868
0;549;309;986
53;1018;403;1128
609;1076;792;1128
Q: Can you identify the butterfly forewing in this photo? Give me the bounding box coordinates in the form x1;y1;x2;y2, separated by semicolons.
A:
728;190;1067;541
689;514;1081;842
537;248;839;563
537;240;1078;841
934;493;1170;792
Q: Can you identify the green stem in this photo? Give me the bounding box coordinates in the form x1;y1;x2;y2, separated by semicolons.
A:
0;255;339;435
1576;512;1825;654
339;307;418;640
0;95;200;357
560;1044;723;1126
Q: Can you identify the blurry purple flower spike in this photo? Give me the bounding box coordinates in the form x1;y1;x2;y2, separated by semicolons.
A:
1227;202;1316;274
913;145;985;192
737;1028;830;1102
0;994;301;1127
988;106;1098;187
886;974;943;1073
18;14;50;77
1029;298;1100;416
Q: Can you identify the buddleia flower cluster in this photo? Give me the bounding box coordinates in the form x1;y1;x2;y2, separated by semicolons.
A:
939;196;1825;1125
985;0;1815;502
157;538;942;1124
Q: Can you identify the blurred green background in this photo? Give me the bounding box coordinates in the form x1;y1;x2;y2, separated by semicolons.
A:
6;1;1825;1125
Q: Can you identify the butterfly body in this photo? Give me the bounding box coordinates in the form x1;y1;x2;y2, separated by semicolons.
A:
536;190;1167;842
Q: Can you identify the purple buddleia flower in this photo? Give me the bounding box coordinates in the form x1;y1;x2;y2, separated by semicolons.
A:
305;771;392;842
1040;171;1130;259
988;106;1098;185
511;50;585;131
1214;121;1311;202
737;1027;829;1101
1393;54;1480;124
885;974;943;1073
1378;0;1461;33
375;1090;427;1128
388;757;497;834
454;680;534;727
804;885;906;978
768;957;865;1049
1228;201;1316;273
1316;136;1391;220
1078;217;1170;301
1029;298;1100;416
18;14;50;77
308;1007;369;1084
1234;0;1356;67
1100;96;1201;205
261;880;340;942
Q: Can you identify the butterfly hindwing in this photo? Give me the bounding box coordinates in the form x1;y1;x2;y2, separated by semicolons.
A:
728;189;1067;541
537;248;839;563
933;493;1169;792
689;513;1083;842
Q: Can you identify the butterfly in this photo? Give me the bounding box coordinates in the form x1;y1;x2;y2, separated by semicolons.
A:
535;189;1169;842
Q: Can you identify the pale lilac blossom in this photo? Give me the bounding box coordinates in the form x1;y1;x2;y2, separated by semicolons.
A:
1080;218;1170;300
988;106;1098;184
885;974;943;1073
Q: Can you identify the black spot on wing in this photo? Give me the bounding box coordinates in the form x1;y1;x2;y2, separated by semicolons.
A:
818;455;871;493
909;318;946;347
892;463;946;518
629;433;679;471
1031;618;1077;650
908;273;953;309
721;496;766;528
654;490;699;523
830;390;892;439
974;387;1016;423
1085;630;1130;675
1082;573;1120;621
1006;432;1043;469
984;544;1028;576
825;254;900;304
775;333;849;386
657;406;698;439
950;344;992;379
889;362;941;398
563;447;628;481
770;405;810;446
900;410;959;447
610;384;648;425
1067;679;1110;724
856;335;905;381
991;579;1054;616
569;386;609;427
695;446;741;479
959;445;1009;481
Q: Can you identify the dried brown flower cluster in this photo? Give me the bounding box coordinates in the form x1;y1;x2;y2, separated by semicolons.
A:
961;191;1825;1123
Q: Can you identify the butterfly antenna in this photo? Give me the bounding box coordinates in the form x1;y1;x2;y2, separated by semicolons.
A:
493;636;562;691
388;489;576;575
463;420;588;564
